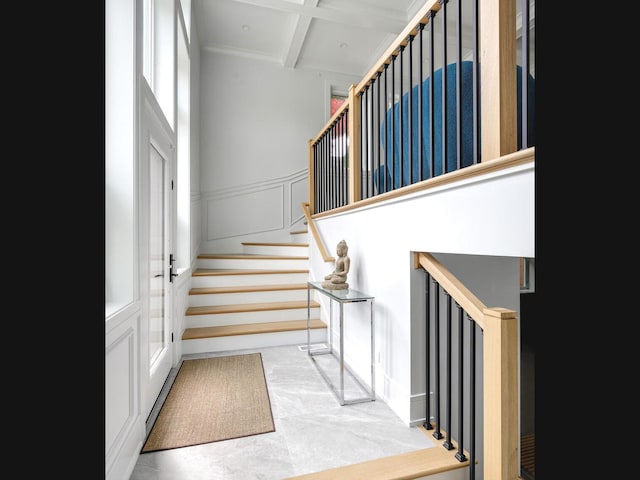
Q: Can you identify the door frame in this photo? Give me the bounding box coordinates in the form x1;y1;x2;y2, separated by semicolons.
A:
138;80;176;421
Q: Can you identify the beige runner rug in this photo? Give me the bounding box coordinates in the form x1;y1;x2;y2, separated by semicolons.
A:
141;353;275;453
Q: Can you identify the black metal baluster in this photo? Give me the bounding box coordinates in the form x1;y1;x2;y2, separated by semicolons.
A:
344;109;349;204
428;10;436;179
338;113;343;206
432;278;443;440
332;122;336;210
469;315;477;480
424;271;433;429
407;35;413;185
455;302;467;461
418;22;424;181
456;0;462;171
330;122;335;209
521;0;530;149
343;110;347;205
318;137;323;213
336;117;340;207
398;43;405;187
326;129;330;211
443;292;454;450
391;53;396;191
375;71;381;196
360;90;366;199
383;62;389;193
360;86;369;198
325;133;329;212
472;0;480;165
340;111;345;206
440;0;449;175
313;143;317;212
336;119;340;208
363;86;369;200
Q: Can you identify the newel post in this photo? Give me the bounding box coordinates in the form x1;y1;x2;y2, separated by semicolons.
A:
480;0;517;160
308;138;315;215
482;306;519;480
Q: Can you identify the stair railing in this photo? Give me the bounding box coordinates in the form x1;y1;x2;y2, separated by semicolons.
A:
301;202;334;263
415;251;519;480
308;0;534;216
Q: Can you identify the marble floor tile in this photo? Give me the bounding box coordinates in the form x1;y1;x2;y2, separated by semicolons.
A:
130;345;434;480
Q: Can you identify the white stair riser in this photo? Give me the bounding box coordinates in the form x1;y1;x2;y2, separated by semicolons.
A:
197;258;308;270
242;244;309;256
185;307;320;328
189;289;309;306
191;272;309;288
181;328;327;355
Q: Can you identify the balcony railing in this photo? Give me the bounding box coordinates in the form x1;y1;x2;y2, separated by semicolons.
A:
309;0;534;216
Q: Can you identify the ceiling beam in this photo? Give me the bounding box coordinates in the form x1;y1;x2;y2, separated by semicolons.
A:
283;0;317;69
232;0;407;33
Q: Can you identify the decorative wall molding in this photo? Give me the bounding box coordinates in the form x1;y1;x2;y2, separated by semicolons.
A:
105;306;140;480
202;169;308;244
289;176;307;226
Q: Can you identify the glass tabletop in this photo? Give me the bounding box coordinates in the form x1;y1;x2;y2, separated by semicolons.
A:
307;281;374;302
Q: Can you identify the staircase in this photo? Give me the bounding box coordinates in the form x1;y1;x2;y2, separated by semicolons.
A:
182;230;327;355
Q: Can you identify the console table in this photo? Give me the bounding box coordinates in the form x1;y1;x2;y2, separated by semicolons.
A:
306;281;375;405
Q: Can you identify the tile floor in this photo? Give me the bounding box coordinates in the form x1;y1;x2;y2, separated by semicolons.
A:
130;344;435;480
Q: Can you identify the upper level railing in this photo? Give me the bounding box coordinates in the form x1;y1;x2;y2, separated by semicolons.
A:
308;0;534;215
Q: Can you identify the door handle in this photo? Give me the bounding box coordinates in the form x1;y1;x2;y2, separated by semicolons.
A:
169;254;177;282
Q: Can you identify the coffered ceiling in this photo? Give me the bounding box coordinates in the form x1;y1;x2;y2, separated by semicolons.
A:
193;0;423;78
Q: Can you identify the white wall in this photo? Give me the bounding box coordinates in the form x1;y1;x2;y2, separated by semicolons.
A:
199;52;327;191
309;161;533;426
190;16;202;270
197;51;361;250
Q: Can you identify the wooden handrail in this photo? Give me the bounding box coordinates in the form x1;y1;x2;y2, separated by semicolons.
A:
415;252;486;328
301;202;334;263
312;147;534;220
354;0;442;96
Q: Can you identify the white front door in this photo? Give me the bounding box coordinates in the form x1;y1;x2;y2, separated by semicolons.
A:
140;93;174;421
147;144;172;416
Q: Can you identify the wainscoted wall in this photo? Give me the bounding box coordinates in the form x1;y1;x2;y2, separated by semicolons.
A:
105;303;143;480
106;271;191;480
200;169;308;253
191;192;202;271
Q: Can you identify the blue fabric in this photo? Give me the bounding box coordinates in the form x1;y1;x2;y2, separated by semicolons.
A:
376;61;535;192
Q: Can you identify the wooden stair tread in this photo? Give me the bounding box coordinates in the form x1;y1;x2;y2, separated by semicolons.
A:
242;242;308;247
182;319;326;340
198;253;308;260
190;283;310;295
284;425;469;480
186;300;319;315
192;268;309;276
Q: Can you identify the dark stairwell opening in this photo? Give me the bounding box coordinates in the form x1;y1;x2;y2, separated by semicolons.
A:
520;290;536;479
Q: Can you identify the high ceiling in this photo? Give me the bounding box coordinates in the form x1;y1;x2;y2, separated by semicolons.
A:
193;0;424;78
